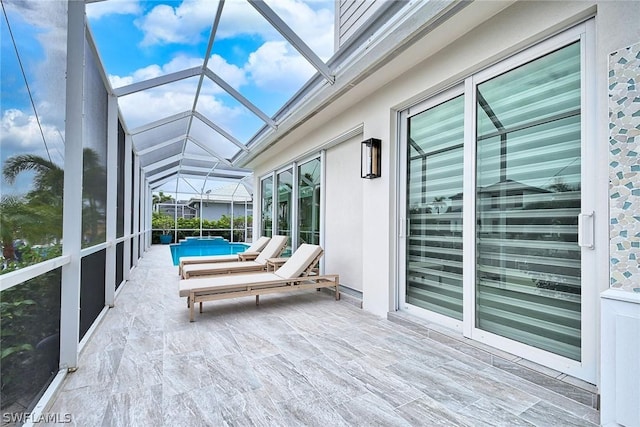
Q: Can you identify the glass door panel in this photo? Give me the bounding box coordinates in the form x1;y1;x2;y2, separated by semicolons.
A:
475;42;582;360
406;95;464;320
298;158;321;246
261;176;273;237
276;169;293;254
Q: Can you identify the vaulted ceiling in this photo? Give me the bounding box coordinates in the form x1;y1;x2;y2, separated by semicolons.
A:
87;0;338;195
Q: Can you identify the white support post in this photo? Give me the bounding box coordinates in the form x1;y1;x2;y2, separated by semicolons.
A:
200;198;203;238
60;0;85;371
271;172;277;237
319;150;326;273
104;95;118;307
291;162;299;249
123;135;132;279
145;179;151;251
133;156;140;265
230;198;234;242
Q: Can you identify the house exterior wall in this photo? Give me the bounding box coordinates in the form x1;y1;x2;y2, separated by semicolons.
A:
251;0;639;386
335;0;386;50
325;135;364;291
198;202;250;221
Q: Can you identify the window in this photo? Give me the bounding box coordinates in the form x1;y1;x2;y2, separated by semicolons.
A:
260;176;273;237
276;169;293;252
260;155;322;249
298;158;321;245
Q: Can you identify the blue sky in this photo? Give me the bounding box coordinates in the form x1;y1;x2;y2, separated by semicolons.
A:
88;0;335;135
1;0;334;196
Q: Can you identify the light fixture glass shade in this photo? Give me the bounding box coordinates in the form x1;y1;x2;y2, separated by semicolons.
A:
361;138;382;179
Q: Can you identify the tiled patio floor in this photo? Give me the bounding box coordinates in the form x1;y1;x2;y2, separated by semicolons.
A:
45;245;599;426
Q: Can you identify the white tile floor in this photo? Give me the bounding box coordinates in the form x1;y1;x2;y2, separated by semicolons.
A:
44;245;599;426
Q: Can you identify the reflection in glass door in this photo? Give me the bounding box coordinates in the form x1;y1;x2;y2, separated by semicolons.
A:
260;176;273;237
276;169;293;254
406;95;465;320
298;158;321;246
475;42;582;360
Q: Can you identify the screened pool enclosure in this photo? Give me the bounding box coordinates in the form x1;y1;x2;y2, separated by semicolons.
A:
0;0;338;418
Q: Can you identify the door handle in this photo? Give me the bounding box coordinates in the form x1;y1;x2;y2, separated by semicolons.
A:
578;211;594;249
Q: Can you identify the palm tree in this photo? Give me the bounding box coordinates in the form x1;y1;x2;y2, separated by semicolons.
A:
152;191;174;206
2;154;64;205
2;148;106;253
81;149;107;244
2;155;64;257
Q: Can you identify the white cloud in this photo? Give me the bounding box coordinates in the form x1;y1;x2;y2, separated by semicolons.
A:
116;80;245;132
3;1;68;129
246;41;315;92
207;54;247;90
86;0;142;20
136;0;218;46
1;109;65;165
135;0;334;59
109;53;245;89
264;0;334;59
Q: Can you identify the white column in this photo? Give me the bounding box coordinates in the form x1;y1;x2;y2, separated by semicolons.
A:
230;198;234;242
145;179;151;251
291;162;299;249
104;95;118;306
123;135;132;279
132;156;140;265
60;0;85;371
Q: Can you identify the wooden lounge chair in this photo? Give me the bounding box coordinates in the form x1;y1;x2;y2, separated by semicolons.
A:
181;235;288;279
179;244;340;321
178;236;270;276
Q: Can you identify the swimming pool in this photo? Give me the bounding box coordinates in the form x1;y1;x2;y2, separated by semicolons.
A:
169;237;249;266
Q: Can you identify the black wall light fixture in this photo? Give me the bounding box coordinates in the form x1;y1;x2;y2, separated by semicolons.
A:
361;138;382;179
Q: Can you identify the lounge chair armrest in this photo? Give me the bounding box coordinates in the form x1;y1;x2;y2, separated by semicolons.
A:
238;252;260;261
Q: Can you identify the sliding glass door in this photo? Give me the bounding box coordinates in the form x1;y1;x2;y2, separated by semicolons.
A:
400;24;595;379
406;95;465;320
475;42;582;361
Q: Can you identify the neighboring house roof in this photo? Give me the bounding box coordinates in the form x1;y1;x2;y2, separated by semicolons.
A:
479;179;551;195
188;183;253;205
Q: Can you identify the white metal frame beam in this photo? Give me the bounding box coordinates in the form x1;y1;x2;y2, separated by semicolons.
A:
130;111;191;135
150;174;178;189
187;135;233;167
204;68;276;128
60;0;85;371
249;0;334;84
148;166;181;182
193;111;249;152
136;135;187;156
132;156;140;266
113;67;202;97
142;153;183;172
104;94;118;307
123;134;133;281
182;153;224;163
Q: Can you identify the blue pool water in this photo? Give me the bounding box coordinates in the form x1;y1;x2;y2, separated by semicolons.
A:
169;237;249;266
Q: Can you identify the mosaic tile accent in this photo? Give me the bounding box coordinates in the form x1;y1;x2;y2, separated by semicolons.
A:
609;42;640;293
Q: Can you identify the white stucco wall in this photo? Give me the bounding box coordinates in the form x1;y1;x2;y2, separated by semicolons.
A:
250;1;640;320
325;135;363;292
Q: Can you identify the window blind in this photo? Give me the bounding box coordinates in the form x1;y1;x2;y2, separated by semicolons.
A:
475;42;582;360
407;95;464;320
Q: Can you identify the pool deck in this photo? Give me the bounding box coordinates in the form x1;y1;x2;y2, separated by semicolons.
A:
44;244;599;426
